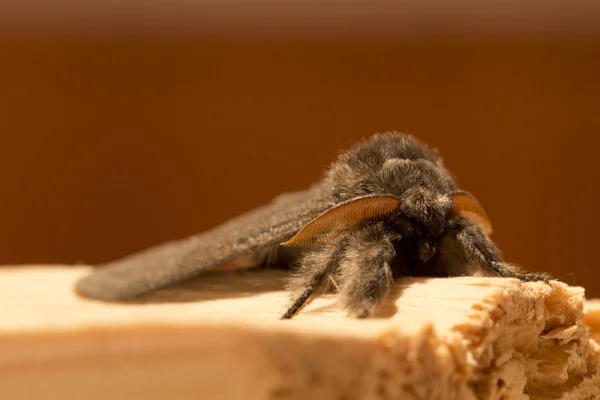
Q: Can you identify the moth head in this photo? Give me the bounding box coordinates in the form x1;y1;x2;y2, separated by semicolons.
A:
450;191;493;235
281;194;402;248
281;191;493;249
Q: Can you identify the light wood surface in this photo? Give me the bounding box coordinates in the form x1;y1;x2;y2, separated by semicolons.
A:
1;266;599;399
586;300;600;345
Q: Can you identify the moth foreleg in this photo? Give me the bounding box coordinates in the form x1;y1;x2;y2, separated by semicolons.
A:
281;241;347;319
336;224;397;318
447;218;550;282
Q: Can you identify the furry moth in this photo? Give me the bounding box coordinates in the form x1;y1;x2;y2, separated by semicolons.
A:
75;132;549;319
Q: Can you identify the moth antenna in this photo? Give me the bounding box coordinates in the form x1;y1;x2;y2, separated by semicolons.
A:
451;191;493;235
281;194;402;247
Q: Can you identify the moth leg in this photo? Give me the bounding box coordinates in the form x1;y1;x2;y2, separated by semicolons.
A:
441;218;550;282
281;241;347;319
336;224;397;318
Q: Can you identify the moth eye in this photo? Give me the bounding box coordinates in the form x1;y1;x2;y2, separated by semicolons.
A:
451;191;493;235
281;194;402;248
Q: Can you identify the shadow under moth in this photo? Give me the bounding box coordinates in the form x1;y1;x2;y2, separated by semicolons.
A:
75;132;549;319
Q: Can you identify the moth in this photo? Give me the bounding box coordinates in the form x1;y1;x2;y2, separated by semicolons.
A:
75;132;549;319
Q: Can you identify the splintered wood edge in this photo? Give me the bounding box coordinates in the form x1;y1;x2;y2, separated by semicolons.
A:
0;265;599;400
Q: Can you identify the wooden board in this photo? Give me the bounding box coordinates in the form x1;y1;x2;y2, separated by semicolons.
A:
1;266;599;400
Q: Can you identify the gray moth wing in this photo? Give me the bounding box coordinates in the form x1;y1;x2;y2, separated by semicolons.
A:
74;182;335;301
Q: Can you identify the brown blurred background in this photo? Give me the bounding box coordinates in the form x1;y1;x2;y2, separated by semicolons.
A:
1;2;599;296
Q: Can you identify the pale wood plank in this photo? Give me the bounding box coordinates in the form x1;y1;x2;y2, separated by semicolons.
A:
1;266;598;400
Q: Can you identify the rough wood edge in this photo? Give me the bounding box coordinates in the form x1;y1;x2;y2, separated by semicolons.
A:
1;266;599;400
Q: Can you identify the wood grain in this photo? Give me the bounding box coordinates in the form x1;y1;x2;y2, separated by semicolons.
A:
1;266;599;399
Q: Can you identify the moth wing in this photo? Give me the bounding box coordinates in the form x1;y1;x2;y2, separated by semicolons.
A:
74;183;334;301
